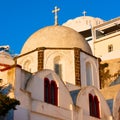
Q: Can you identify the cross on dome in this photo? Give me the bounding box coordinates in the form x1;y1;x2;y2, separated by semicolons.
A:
82;11;87;16
52;6;60;25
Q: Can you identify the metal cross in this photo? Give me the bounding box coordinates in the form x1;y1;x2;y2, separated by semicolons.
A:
52;6;60;25
82;11;87;16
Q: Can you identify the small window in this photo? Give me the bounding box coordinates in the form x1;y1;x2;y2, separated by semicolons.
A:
51;81;58;106
44;78;50;103
54;56;62;78
89;94;94;116
108;44;113;52
89;94;100;118
54;63;62;78
44;78;58;106
86;62;92;86
94;96;100;118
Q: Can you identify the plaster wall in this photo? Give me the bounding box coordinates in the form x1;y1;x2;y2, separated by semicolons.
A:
0;52;14;65
31;100;72;120
76;86;111;120
44;50;75;85
94;31;120;58
100;84;120;100
17;51;38;73
31;112;56;120
26;70;73;109
14;107;29;120
0;71;8;85
9;67;32;120
101;58;120;76
80;52;99;88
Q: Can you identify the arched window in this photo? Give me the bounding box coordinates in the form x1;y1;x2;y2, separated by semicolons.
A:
89;94;94;116
54;56;62;78
23;60;31;72
86;62;92;86
51;81;58;106
44;78;50;103
94;96;100;118
89;94;100;118
44;78;58;106
108;44;113;52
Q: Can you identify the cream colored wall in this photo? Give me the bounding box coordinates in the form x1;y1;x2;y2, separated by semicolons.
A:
101;86;120;119
0;52;15;85
100;58;120;87
100;84;120;100
102;58;120;76
0;71;8;85
88;39;94;55
44;50;75;85
94;31;120;58
80;52;100;88
17;51;38;73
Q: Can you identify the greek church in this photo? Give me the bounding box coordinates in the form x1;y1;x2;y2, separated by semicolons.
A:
1;6;119;120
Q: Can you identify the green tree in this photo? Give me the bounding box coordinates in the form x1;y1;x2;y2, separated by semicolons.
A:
99;63;111;88
100;62;120;88
0;83;20;117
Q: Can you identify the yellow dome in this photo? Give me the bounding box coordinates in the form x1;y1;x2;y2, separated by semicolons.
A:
21;25;92;54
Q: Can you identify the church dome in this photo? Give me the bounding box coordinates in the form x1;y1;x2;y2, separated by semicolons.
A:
0;51;14;65
21;25;92;54
63;16;105;32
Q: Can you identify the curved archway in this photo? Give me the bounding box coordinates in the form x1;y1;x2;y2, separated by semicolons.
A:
23;60;31;72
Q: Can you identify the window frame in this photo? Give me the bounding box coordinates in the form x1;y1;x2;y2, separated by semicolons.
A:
89;94;100;118
44;78;58;106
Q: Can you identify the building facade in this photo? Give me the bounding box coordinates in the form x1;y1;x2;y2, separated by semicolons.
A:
0;25;112;120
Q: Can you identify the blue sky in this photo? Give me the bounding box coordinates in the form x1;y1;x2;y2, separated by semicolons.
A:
0;0;119;54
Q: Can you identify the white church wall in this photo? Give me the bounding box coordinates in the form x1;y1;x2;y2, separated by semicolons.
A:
17;51;38;73
12;66;32;120
31;100;72;120
26;69;73;109
31;112;55;120
44;50;76;85
26;73;44;101
14;106;30;120
71;105;83;120
76;86;112;120
80;52;100;88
